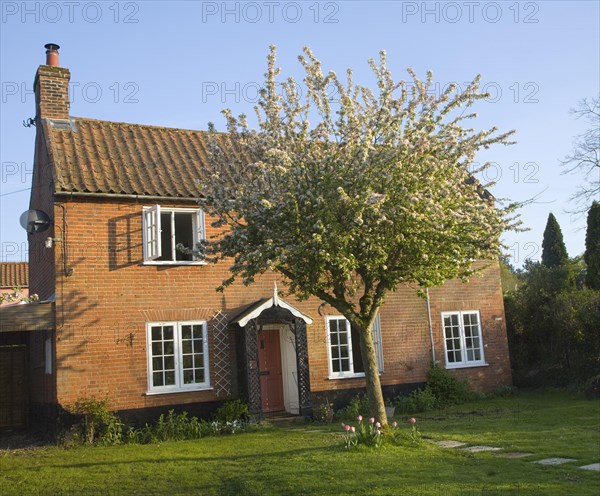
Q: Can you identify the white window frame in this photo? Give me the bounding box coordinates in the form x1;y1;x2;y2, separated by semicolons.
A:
142;205;206;265
146;320;211;394
326;315;384;379
441;310;486;369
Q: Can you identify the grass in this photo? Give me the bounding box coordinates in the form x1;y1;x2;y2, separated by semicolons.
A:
0;390;598;495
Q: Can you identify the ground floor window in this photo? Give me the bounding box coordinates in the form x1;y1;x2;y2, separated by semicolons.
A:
146;321;210;393
326;315;383;378
442;310;485;368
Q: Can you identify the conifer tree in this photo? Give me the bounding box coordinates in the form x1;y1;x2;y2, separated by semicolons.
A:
585;201;600;289
541;213;569;267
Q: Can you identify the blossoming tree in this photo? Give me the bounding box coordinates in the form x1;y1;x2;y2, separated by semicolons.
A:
199;46;518;424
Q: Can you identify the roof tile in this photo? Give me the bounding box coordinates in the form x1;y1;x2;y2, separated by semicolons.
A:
0;263;29;288
45;117;214;198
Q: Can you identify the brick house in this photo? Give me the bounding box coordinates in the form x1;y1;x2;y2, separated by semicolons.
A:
24;44;511;426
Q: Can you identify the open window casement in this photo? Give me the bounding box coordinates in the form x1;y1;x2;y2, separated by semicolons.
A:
144;205;162;261
194;208;205;257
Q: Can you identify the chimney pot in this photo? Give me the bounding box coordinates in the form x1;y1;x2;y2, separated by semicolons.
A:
44;43;60;67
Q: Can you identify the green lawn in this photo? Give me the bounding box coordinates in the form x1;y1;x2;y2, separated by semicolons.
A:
1;390;598;495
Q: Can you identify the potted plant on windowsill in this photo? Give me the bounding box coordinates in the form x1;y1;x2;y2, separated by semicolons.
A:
384;398;396;418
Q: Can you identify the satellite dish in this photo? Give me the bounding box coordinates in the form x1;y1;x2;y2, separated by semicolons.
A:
20;209;52;234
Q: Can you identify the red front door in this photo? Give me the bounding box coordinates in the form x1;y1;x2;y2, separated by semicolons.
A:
258;328;285;413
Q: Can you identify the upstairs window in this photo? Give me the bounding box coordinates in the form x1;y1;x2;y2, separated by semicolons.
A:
442;310;486;368
326;315;384;379
143;206;204;263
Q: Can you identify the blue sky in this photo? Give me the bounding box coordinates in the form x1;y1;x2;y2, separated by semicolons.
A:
1;0;599;266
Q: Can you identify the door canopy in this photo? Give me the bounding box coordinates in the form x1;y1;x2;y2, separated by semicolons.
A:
231;283;313;328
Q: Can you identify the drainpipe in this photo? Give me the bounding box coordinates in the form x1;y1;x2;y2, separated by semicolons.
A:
425;288;435;364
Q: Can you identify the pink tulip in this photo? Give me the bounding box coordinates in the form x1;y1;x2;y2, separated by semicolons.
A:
408;417;416;424
369;417;375;424
344;424;351;431
376;422;381;428
357;415;362;422
351;426;356;433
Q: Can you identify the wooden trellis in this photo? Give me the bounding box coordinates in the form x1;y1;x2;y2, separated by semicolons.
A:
211;310;232;398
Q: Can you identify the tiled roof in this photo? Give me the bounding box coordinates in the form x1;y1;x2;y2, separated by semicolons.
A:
0;262;28;288
43;117;222;198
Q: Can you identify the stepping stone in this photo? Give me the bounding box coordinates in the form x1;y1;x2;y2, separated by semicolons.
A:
435;440;468;448
496;452;534;459
461;445;502;453
578;463;600;471
534;457;577;466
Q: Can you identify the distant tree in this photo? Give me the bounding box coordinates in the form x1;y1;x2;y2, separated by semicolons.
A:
200;46;518;424
560;97;599;212
499;254;521;293
585;201;600;289
541;213;568;267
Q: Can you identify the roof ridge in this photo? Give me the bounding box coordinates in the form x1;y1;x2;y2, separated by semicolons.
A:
70;116;213;135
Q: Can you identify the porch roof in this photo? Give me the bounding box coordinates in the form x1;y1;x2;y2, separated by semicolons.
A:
0;301;55;333
230;288;313;328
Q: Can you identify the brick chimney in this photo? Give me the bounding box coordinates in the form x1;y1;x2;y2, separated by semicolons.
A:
34;43;71;121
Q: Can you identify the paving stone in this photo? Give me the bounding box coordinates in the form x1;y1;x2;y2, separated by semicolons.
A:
496;452;534;459
534;457;577;466
461;445;502;453
578;463;600;471
435;440;468;448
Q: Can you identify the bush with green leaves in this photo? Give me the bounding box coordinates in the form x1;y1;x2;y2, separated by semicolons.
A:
504;258;600;386
394;387;437;413
213;399;249;423
336;394;370;420
426;365;476;407
67;398;123;445
62;400;256;447
393;367;476;413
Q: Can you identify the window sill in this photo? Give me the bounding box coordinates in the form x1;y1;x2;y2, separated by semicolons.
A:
328;373;366;380
146;386;213;396
143;261;207;266
445;362;489;370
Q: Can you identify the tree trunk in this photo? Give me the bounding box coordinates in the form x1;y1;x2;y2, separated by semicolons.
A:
354;321;388;425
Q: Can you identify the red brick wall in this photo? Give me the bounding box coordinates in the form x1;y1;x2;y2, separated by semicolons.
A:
428;262;512;391
50;197;511;412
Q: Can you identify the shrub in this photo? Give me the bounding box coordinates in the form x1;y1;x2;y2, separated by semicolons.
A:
67;398;123;445
426;365;475;407
393;367;476;413
394;387;436;413
336;394;369;420
313;400;335;423
214;399;249;423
